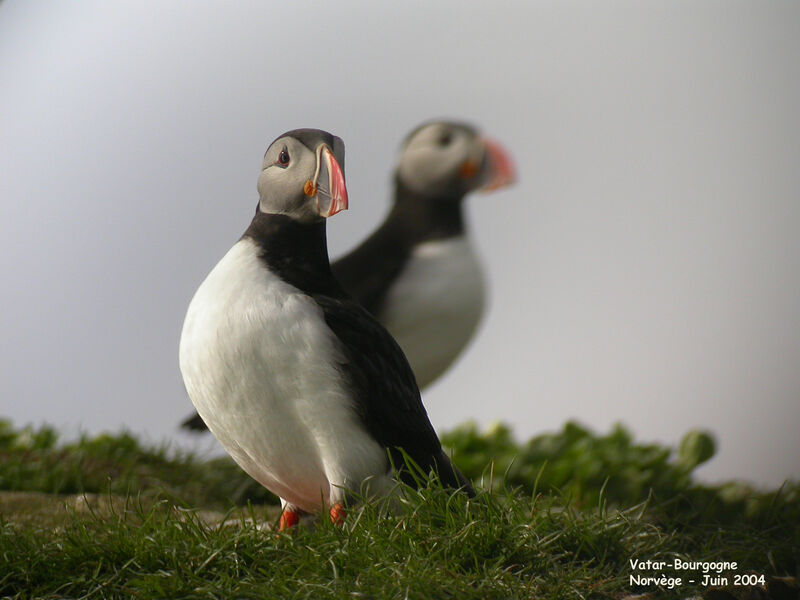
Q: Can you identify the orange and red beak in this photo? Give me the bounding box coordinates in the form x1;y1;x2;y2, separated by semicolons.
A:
311;145;349;218
479;138;516;191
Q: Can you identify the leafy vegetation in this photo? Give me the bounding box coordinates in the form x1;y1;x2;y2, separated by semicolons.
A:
0;418;797;599
442;420;712;505
442;421;797;526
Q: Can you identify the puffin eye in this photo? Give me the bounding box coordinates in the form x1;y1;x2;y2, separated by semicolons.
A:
277;147;290;166
438;131;453;146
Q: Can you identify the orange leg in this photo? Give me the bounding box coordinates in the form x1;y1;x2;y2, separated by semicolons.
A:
329;503;346;526
278;507;301;531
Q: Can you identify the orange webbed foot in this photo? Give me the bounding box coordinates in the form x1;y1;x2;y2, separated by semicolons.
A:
329;503;346;526
278;508;301;531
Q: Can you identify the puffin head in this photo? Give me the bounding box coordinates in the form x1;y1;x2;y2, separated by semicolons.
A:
257;129;348;223
395;121;516;198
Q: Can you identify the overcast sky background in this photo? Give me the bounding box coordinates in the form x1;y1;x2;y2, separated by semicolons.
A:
1;1;798;486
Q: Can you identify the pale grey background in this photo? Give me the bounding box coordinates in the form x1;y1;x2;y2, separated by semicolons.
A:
2;1;798;486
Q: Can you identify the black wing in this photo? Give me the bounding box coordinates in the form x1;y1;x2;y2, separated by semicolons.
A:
181;412;206;431
313;293;437;455
331;220;412;316
313;292;473;494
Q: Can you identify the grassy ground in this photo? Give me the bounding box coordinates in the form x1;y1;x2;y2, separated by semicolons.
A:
0;419;797;599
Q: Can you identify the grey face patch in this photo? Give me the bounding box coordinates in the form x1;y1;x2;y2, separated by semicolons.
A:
257;130;346;223
396;122;484;197
401;120;477;147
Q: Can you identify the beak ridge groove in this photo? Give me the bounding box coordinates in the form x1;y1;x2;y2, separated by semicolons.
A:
315;146;349;218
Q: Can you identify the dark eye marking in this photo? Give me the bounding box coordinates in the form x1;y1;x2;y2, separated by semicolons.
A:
438;131;453;146
277;147;290;167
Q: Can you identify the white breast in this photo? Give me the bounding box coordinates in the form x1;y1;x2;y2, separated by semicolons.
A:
379;235;485;388
179;239;389;512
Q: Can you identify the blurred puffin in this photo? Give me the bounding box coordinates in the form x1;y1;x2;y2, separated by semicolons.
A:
179;129;473;529
333;121;515;387
181;121;514;432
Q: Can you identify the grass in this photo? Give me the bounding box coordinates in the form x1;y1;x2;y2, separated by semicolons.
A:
0;419;275;509
0;419;798;599
0;490;661;599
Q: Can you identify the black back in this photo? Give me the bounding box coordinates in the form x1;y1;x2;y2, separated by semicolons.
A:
331;179;466;316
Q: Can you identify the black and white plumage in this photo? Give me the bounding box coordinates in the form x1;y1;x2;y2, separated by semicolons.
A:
333;121;515;388
179;129;472;525
181;121;514;433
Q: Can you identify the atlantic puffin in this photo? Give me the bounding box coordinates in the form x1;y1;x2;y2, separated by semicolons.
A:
333;121;515;388
181;121;514;432
179;129;473;529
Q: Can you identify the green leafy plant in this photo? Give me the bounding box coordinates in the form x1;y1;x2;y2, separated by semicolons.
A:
442;420;715;505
